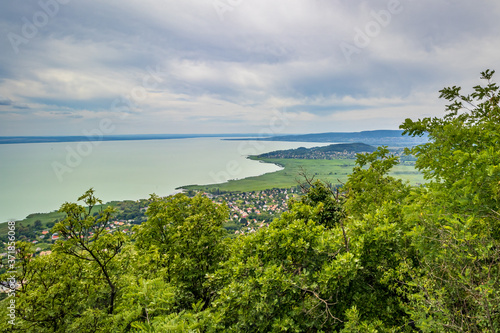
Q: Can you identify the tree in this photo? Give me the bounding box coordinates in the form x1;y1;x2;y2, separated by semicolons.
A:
297;179;345;229
51;188;126;315
33;220;42;230
209;200;357;332
340;147;415;329
134;193;229;311
401;69;500;217
0;242;95;332
395;69;500;331
343;146;409;219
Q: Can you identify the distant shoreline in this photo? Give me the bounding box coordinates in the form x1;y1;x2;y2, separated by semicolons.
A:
0;134;261;145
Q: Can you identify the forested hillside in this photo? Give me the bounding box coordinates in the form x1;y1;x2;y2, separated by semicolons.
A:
1;70;499;332
257;142;376;159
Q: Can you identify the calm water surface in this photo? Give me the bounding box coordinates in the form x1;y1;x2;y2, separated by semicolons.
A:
0;138;326;221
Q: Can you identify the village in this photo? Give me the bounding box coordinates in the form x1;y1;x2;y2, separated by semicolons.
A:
209;188;299;235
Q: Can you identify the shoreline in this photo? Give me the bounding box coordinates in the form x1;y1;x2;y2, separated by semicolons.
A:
176;155;285;192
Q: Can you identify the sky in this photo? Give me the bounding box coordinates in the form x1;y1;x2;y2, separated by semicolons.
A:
0;0;499;136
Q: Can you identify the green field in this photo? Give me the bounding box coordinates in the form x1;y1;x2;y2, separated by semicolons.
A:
182;157;425;193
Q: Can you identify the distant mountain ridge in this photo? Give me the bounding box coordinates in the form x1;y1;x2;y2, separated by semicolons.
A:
241;130;428;147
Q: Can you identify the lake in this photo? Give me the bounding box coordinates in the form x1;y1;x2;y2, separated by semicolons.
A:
0;138;326;222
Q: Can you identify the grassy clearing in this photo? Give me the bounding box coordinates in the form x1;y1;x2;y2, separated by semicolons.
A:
182;157;425;193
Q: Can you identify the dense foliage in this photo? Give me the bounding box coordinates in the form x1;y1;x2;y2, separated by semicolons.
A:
1;70;499;332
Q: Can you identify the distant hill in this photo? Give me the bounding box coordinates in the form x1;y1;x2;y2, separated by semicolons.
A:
232;130;428;147
257;142;377;159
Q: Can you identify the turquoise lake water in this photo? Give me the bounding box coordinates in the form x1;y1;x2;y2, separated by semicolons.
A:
0;138;326;222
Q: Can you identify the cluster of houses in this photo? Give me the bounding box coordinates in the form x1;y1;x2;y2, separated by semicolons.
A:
261;149;363;160
211;188;298;234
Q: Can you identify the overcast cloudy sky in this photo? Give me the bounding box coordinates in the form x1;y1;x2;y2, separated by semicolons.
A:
0;0;499;136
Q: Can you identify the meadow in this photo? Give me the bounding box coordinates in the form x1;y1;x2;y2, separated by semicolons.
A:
182;157;424;193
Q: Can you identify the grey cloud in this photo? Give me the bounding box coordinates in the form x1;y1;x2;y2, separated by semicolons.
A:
0;97;12;105
0;0;499;134
0;96;30;109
